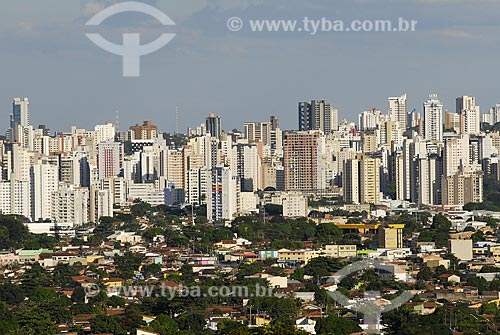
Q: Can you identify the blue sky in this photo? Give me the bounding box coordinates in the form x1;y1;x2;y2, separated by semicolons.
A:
1;0;499;133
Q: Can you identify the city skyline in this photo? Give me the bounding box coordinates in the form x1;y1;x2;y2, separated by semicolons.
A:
2;0;500;132
4;92;500;136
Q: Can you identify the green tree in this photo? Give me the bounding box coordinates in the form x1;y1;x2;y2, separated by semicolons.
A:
264;204;283;216
90;314;126;335
316;223;342;243
315;314;362;335
149;314;179;335
14;304;58;335
114;251;143;279
176;312;206;333
0;283;24;305
180;264;195;284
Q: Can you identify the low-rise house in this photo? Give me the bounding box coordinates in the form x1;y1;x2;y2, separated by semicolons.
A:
293;292;316;302
438;274;460;284
224;252;259;262
102;278;124;288
18;248;53;263
420;254;450;269
245;273;287;288
295;317;316;334
407;301;438;315
137;329;159;335
108;231;143;244
0;253;19;267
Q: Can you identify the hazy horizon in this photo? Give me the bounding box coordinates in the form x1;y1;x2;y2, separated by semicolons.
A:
1;0;499;133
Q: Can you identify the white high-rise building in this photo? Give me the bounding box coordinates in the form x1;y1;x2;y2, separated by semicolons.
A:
100;177;127;205
52;185;89;226
90;185;113;222
186;168;209;206
358;109;380;131
0;180;31;219
443;135;470;176
487;104;500;125
31;159;59;222
3;143;32;182
207;166;239;222
232;142;261;192
456;96;480;135
424;94;443;142
95;123;116;144
388;94;407;129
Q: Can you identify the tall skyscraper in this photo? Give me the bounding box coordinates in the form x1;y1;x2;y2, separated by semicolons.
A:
343;154;380;205
283;131;320;191
207;165;238;222
206;113;222;138
423;94;443;142
456;96;480;135
388;94;407;129
298;100;338;134
233;142;261;192
11;98;30;128
9;98;31;144
31;159;59;222
97;141;123;180
456;96;476;114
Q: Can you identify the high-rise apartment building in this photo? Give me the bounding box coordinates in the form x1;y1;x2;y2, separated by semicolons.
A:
129;120;158;140
424;94;443;142
456;96;480;135
31;159;59;222
97;141;123;180
388;94;407;129
206;113;222;138
299;100;338;134
9;98;31;144
11;98;30;129
358;109;380;131
343;154;380;205
444;111;461;133
206;165;239;222
52;185;89;225
283;131;320;191
0;179;31;219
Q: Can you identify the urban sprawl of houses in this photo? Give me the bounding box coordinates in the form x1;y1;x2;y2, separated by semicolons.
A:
2;95;500;334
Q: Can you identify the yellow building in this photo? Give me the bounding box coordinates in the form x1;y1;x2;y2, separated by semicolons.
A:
324;244;357;258
378;225;404;249
489;245;500;262
277;249;322;265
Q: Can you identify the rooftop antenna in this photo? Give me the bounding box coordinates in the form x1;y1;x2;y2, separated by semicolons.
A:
175;106;179;135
